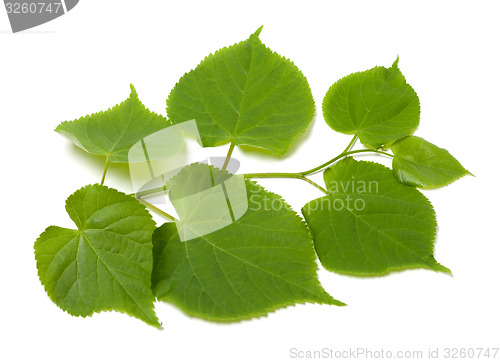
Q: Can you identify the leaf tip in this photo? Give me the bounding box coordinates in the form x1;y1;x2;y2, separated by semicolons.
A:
252;25;264;38
434;263;452;276
332;299;347;307
129;84;138;98
392;55;400;69
149;317;163;329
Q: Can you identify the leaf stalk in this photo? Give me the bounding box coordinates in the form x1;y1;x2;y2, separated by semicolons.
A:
100;155;110;185
222;141;236;170
136;196;177;222
244;172;328;194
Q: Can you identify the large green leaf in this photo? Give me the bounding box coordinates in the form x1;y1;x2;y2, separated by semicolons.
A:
322;58;420;148
152;164;343;321
34;184;160;327
55;85;170;163
302;157;449;276
166;26;315;155
391;135;471;188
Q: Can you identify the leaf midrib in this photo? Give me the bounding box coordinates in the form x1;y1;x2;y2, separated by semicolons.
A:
79;231;155;323
197;231;327;302
335;199;436;268
395;154;462;174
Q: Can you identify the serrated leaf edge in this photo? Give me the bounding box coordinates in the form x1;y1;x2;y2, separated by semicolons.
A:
303;157;451;276
166;28;315;155
322;59;420;148
34;184;162;327
55;85;170;163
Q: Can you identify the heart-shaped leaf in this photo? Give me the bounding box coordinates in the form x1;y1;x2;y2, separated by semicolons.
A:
322;58;420;148
302;157;450;276
34;184;160;327
55;85;170;163
152;164;343;321
166;26;315;155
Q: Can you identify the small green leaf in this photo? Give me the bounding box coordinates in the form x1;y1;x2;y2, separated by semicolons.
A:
302;157;449;276
152;165;343;321
167;27;315;155
34;184;160;327
391;135;471;188
55;85;170;163
323;58;420;148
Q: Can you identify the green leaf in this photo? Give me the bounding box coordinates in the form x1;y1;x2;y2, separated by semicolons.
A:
167;26;315;155
152;164;343;321
391;135;471;188
302;157;449;276
55;85;170;163
34;184;160;327
322;58;420;148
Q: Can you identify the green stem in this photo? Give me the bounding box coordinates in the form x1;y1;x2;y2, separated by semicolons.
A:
137;197;177;222
244;148;394;194
301;149;393;176
135;147;393;214
221;141;236;170
244;173;328;194
100;155;110;185
299;175;329;194
131;185;168;199
342;135;358;154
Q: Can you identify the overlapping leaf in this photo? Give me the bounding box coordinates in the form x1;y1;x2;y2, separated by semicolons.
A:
151;164;343;321
391;135;471;188
302;157;449;276
322;58;420;148
55;85;170;163
34;184;160;327
166;26;315;155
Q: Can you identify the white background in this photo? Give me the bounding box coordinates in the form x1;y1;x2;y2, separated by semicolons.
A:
1;1;499;361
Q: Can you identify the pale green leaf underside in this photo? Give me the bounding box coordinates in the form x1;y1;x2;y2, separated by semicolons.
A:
391;135;471;188
152;165;343;321
322;59;420;148
34;184;160;327
55;85;170;163
167;26;315;155
302;157;449;276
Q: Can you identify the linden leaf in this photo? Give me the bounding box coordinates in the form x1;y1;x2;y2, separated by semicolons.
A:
55;85;170;163
166;26;315;155
391;135;471;188
302;157;450;276
151;164;343;321
322;58;420;148
34;184;160;327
